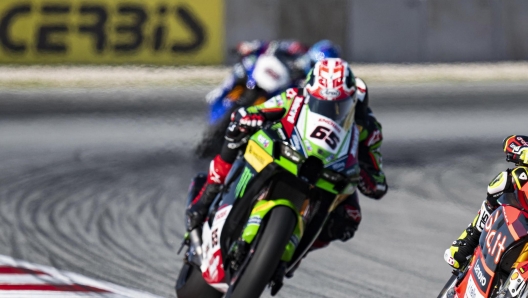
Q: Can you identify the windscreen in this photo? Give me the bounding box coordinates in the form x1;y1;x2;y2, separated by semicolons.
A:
308;95;355;126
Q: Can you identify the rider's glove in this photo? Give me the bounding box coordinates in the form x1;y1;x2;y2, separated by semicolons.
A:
226;107;285;149
358;169;387;199
444;227;479;269
224;108;266;149
225;122;251;149
444;201;492;269
231;108;266;133
230;107;284;133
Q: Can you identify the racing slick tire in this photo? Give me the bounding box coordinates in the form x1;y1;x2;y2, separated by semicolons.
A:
229;206;297;298
175;262;223;298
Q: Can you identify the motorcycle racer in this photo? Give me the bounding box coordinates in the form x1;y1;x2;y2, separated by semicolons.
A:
205;39;309;106
187;58;388;250
444;135;528;269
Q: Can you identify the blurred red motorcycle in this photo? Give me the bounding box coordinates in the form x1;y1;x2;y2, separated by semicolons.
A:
439;174;528;298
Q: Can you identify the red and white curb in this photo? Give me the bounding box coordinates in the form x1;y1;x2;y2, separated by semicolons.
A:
0;255;163;297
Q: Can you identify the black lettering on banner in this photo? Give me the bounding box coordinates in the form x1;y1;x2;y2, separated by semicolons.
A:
153;6;167;51
310;125;340;150
38;5;70;53
171;6;205;53
114;5;147;52
79;6;107;53
0;4;31;52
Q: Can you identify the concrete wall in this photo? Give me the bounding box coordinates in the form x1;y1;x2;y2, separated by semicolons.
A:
225;0;528;63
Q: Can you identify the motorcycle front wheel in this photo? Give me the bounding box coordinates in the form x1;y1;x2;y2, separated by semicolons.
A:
437;274;457;298
175;262;223;298
228;206;297;298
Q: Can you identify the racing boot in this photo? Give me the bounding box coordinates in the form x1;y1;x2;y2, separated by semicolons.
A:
444;200;493;269
186;155;232;231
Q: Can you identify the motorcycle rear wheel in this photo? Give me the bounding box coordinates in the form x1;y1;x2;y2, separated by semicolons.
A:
175;262;223;298
228;206;297;298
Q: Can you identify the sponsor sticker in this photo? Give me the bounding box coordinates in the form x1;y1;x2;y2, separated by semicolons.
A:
286;96;304;124
304;139;312;151
465;275;484;298
244;140;273;172
257;134;270;148
247;216;261;225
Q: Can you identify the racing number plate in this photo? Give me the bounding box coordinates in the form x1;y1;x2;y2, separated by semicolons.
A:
244;140;273;172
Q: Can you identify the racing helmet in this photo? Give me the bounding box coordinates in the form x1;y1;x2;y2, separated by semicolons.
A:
503;135;528;166
304;58;357;127
308;40;341;67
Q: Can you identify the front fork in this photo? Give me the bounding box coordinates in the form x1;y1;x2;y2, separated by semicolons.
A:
241;199;304;262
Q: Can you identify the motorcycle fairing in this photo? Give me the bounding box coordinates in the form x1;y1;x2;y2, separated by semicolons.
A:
196;158;258;290
456;205;528;297
248;128;354;195
199;159;306;289
455;249;492;297
201;204;232;287
252;55;291;93
295;97;360;177
208;53;294;125
480;206;528;273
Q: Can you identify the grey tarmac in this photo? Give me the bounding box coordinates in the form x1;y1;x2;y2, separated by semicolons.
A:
0;82;527;297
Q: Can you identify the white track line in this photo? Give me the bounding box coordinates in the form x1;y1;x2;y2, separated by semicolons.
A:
0;255;163;298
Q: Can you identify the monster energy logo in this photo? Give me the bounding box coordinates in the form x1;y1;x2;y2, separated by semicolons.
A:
235;167;253;198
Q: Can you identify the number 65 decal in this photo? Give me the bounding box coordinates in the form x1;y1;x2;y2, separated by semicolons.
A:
310;126;340;149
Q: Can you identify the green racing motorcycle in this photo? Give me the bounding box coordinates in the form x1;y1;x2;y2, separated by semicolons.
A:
176;98;361;298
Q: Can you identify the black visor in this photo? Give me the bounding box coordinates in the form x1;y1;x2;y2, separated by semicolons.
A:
308;95;356;126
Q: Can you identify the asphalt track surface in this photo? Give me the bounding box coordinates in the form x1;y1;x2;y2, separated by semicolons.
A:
0;82;527;297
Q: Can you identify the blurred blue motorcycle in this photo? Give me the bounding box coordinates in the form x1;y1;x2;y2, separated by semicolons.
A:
195;40;309;158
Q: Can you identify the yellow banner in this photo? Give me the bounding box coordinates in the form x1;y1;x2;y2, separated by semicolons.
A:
0;0;224;64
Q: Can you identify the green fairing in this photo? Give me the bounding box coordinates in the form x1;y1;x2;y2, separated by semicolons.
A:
248;87;355;167
250;131;274;155
300;107;353;166
305;139;348;165
315;178;339;194
242;199;303;262
274;157;298;175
